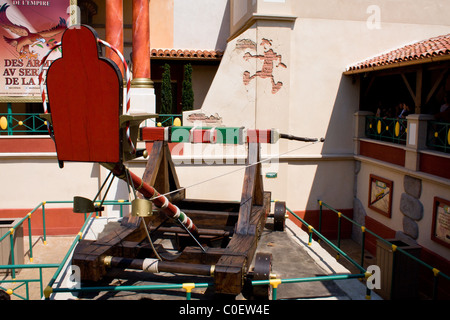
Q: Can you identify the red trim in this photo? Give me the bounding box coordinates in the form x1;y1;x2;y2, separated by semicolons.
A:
359;140;405;166
287;209;353;240
0;138;56;153
420;153;450;180
0;207;85;236
145;142;183;155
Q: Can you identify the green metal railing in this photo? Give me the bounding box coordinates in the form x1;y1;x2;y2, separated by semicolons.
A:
0;263;59;300
0;113;182;135
0;113;49;135
255;203;373;300
426;120;450;154
1;199;373;300
145;114;182;127
8;198;448;300
0;200;131;300
317;200;450;300
365;116;407;145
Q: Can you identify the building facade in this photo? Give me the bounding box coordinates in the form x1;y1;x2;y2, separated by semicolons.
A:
0;0;449;297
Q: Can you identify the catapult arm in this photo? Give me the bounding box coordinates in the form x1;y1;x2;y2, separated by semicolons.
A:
102;162;199;238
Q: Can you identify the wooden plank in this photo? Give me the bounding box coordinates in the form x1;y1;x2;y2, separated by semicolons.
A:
214;234;256;295
46;25;122;163
236;143;264;235
179;198;241;212
139;141;185;202
182;209;238;228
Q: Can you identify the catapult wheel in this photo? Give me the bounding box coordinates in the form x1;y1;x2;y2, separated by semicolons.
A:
252;252;273;300
273;201;286;231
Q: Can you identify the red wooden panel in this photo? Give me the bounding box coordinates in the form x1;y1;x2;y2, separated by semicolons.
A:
46;25;123;163
359;140;405;167
419;153;450;180
0;138;55;153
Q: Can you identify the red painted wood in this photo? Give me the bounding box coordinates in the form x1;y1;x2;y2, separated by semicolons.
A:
359;140;405;166
0;138;55;153
46;25;123;163
247;129;272;143
419;153;450;180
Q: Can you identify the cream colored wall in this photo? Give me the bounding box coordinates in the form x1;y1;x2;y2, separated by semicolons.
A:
150;0;174;49
173;0;229;50
193;25;258;129
356;158;450;259
0;157;100;209
192;65;219;110
188;0;450;214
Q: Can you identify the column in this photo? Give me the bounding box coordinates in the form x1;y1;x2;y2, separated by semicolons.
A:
130;0;155;114
404;114;434;171
106;0;124;75
132;0;153;87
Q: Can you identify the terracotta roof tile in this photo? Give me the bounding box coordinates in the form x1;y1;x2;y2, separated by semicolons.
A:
346;33;450;73
150;49;224;60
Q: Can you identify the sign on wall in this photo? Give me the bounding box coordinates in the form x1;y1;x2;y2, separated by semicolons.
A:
432;197;450;249
0;0;75;101
368;174;393;218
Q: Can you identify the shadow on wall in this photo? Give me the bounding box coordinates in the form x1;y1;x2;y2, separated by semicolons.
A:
215;0;231;51
301;75;359;238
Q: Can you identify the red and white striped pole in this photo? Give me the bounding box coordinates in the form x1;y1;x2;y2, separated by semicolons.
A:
103;163;200;239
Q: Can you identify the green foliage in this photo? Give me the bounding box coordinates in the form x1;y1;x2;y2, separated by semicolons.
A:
160;63;173;115
182;64;194;112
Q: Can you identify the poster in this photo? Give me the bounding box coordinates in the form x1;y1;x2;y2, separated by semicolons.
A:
368;174;393;218
0;0;74;99
432;197;450;249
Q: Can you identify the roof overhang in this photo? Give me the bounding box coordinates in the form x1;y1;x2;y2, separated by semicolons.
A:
150;49;224;61
344;33;450;75
344;54;450;75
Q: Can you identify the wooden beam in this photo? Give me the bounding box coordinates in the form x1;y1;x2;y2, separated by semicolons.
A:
415;68;423;114
401;73;416;102
426;69;448;104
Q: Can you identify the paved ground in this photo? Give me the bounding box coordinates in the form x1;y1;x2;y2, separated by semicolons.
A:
1;216;382;301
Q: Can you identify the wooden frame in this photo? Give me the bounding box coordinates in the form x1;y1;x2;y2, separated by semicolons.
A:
368;174;393;218
431;197;450;249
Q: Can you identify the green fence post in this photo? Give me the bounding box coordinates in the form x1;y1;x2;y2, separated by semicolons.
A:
7;103;12;135
360;226;366;268
432;268;440;300
27;213;33;262
390;244;397;298
308;225;313;246
270;279;281;300
42;202;47;245
183;283;195;300
318;200;323;234
9;230;16;279
336;212;342;260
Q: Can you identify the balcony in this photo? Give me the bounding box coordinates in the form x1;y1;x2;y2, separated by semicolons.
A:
365;116;407;145
355;111;450;180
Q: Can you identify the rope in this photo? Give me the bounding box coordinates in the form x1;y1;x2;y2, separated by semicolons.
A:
154;141;320;200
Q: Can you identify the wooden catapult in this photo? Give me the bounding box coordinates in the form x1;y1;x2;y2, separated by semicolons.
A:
42;25;321;299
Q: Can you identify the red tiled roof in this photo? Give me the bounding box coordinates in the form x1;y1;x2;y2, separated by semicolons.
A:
150;49;224;60
345;33;450;73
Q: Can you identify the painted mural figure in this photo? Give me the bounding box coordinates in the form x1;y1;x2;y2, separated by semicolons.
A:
243;38;287;94
0;4;66;60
